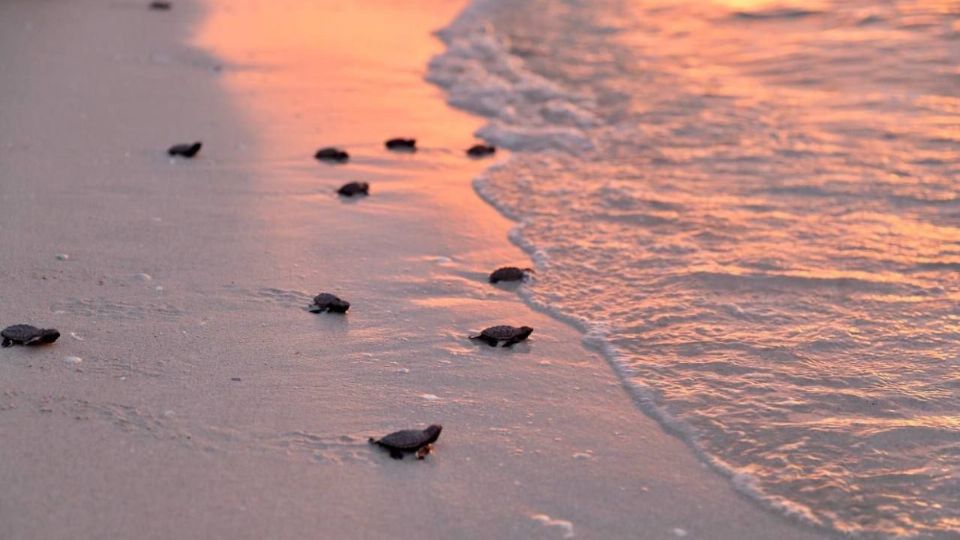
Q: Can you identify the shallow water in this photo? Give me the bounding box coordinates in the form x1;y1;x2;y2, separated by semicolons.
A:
429;0;960;537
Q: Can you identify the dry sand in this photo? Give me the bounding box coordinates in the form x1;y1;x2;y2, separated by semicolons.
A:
0;0;832;538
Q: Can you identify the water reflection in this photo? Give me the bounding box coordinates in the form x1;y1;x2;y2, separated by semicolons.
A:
429;0;959;536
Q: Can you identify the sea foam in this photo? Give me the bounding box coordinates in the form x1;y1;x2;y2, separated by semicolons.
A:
430;0;960;537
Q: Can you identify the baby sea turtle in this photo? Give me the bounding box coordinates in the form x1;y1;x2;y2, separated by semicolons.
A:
470;325;533;347
2;325;61;348
308;293;350;313
315;147;349;162
467;144;496;158
148;0;171;9
337;182;369;197
369;424;443;460
385;138;416;151
168;142;202;158
489;266;534;283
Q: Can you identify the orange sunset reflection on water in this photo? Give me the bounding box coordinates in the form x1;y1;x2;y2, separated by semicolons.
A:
416;0;959;536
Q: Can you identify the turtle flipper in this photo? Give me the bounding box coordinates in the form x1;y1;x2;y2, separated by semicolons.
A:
389;449;404;460
416;445;431;460
504;337;525;347
1;338;11;348
469;334;494;346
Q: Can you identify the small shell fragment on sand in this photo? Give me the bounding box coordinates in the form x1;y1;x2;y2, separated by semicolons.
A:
531;514;575;538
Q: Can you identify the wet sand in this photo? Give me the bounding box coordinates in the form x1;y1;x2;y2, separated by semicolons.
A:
0;0;832;538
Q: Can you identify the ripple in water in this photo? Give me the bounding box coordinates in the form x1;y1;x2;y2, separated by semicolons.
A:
431;0;960;537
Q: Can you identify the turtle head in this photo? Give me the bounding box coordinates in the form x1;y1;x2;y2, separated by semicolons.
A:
522;268;536;275
423;424;443;443
38;328;61;344
518;326;534;339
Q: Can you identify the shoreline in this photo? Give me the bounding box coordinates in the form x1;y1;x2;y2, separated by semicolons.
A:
0;1;832;538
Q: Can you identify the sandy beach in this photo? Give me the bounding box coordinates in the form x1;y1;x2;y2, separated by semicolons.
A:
0;0;845;538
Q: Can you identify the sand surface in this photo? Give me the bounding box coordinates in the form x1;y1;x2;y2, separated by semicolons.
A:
0;0;832;538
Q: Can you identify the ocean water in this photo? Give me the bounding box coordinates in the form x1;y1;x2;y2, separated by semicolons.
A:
428;1;960;538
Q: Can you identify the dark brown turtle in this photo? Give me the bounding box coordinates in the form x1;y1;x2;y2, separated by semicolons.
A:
337;182;369;197
385;138;416;151
467;144;496;158
2;325;60;348
315;147;349;162
470;325;533;347
308;293;350;314
489;266;534;284
167;142;201;158
148;0;171;9
369;424;442;460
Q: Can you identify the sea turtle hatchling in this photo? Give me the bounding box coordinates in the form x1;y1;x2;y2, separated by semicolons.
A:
1;325;60;348
369;424;443;460
385;138;416;151
470;325;533;347
308;293;350;314
467;144;496;158
315;147;350;162
489;266;534;283
337;182;369;197
167;141;202;158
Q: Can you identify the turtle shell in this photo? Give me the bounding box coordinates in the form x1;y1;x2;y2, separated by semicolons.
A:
374;425;443;450
1;324;60;347
385;138;416;150
467;144;496;157
481;325;530;340
167;142;202;157
315;147;349;162
489;267;528;283
310;293;350;313
337;182;369;197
